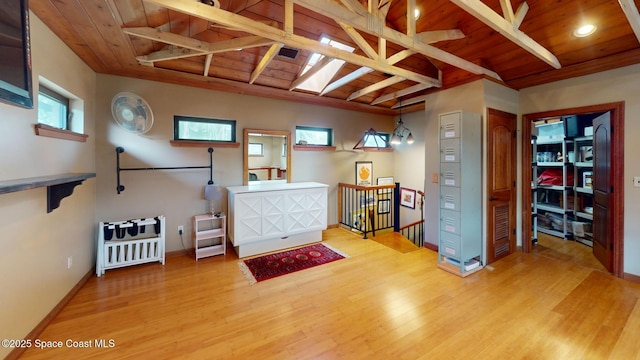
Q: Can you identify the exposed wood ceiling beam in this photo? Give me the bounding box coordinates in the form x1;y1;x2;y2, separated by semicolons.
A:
250;43;284;84
203;54;213;76
416;30;465;43
143;0;441;87
513;2;529;29
391;94;426;108
618;0;640;43
321;49;416;95
291;0;501;80
499;0;515;23
450;0;561;69
347;75;406;100
124;28;276;59
340;0;368;16
339;22;378;59
321;67;373;95
371;82;433;105
407;0;416;37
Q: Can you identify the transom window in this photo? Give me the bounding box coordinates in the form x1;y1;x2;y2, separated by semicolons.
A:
174;116;236;142
293;36;355;93
296;126;333;146
38;85;69;129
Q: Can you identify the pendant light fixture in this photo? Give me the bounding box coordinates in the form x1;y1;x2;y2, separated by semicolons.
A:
390;101;414;145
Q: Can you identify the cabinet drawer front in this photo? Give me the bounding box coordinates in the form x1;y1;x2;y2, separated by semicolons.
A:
440;187;460;211
440;209;461;235
440;138;460;163
440;232;461;260
440;113;460;139
440;163;461;187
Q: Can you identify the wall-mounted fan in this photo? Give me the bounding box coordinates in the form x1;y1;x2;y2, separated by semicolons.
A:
111;92;154;134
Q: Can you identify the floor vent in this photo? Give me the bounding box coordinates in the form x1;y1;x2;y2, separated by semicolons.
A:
278;46;299;60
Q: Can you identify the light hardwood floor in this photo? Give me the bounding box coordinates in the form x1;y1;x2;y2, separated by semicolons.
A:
18;228;640;359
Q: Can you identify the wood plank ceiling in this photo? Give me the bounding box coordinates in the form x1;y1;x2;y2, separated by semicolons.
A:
30;0;640;114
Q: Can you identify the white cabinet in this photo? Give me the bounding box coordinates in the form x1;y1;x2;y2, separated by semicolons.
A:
193;214;226;260
228;182;328;258
437;110;483;276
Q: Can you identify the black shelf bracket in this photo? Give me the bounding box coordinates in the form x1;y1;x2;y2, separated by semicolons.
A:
116;146;214;194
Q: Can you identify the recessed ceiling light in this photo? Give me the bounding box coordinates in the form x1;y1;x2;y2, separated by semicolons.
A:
414;9;421;19
573;24;597;37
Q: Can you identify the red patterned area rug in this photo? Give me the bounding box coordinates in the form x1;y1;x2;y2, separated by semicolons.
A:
238;243;348;284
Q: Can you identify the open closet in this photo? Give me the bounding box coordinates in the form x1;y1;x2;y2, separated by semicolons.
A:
523;102;624;275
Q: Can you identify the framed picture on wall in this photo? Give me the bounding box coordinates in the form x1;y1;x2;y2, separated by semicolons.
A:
355;161;373;186
378;199;391;214
376;176;394;194
400;187;416;209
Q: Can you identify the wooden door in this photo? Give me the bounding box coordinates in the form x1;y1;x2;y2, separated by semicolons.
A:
592;112;613;272
487;109;517;263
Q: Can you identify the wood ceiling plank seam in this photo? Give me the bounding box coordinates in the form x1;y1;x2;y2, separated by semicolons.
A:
47;0;122;70
140;2;170;28
291;0;500;79
507;47;640;89
29;1;108;72
144;0;441;87
104;0;148;64
81;0;143;69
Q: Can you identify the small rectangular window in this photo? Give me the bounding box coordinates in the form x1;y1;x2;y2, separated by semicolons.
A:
248;143;263;156
296;126;333;146
38;85;69;129
174;116;236;142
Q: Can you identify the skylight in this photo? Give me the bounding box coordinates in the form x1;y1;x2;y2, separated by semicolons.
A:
294;36;355;93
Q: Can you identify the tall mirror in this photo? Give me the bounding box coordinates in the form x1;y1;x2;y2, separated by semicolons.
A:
243;128;291;185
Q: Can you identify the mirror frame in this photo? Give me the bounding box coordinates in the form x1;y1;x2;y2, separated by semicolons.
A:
243;128;292;185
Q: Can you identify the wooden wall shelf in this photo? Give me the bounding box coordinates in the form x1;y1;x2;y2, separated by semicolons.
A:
0;173;96;212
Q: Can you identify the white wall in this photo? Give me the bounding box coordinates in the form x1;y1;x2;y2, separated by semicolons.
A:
520;63;640;277
393;109;426;226
0;14;96;359
95;74;395;252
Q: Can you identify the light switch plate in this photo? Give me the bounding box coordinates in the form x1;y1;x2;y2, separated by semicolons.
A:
432;173;439;183
634;177;640;187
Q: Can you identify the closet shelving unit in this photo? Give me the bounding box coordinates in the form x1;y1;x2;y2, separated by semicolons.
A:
532;122;574;240
572;135;594;246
